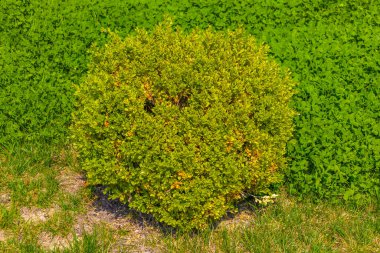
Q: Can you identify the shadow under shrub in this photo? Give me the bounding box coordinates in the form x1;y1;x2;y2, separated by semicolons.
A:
71;19;297;231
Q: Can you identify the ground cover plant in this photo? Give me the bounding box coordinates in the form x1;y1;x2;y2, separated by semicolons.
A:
0;0;162;144
251;0;380;205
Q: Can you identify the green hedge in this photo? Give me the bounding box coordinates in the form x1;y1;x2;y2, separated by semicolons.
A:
1;0;378;204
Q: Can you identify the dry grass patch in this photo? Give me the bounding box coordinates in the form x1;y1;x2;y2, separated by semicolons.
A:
0;229;9;242
57;167;86;195
0;193;11;206
369;236;380;253
20;205;59;223
216;210;255;231
73;189;164;252
111;233;161;253
38;231;72;251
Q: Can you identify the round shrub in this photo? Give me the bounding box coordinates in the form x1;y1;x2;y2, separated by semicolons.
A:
71;19;297;231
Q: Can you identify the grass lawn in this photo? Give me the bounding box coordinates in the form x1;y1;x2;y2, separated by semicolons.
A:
0;141;378;252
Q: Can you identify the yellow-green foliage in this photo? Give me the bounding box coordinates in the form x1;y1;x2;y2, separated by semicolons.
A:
71;19;297;231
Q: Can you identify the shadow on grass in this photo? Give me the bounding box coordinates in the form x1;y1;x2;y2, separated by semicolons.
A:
89;185;265;238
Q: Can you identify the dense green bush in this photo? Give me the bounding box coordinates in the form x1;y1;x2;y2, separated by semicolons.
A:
71;20;297;230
